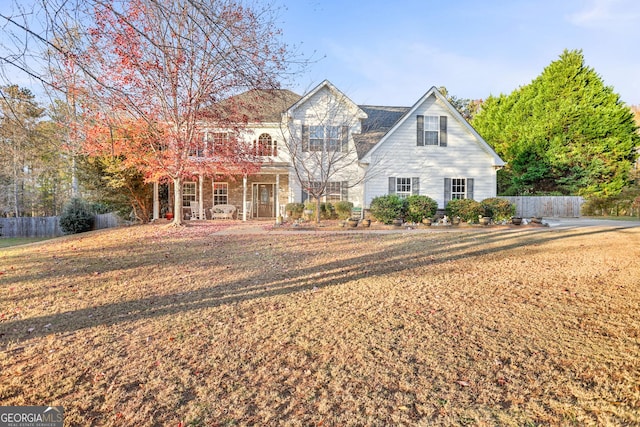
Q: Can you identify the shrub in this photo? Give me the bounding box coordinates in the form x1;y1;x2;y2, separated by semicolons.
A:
334;201;354;220
285;203;304;219
481;197;516;221
405;195;438;223
445;198;484;223
59;198;95;234
370;195;407;224
319;202;335;220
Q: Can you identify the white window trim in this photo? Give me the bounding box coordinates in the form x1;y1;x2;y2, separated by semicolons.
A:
212;182;228;205
424;116;440;146
451;178;467;199
183;182;197;206
395;177;412;199
308;125;341;152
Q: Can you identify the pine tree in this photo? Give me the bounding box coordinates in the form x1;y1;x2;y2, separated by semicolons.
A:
472;49;639;196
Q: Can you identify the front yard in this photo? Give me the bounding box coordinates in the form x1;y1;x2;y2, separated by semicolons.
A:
1;223;638;425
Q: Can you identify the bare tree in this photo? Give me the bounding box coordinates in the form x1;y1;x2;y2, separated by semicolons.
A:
282;82;369;223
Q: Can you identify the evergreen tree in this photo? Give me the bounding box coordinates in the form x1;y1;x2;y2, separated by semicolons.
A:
472;49;639;196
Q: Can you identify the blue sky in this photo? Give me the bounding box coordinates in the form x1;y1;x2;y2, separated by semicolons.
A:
1;0;638;108
278;0;640;107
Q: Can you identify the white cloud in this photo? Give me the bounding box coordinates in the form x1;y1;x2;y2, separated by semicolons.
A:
568;0;640;30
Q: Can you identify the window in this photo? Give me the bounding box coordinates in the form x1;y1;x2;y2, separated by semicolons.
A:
254;133;277;156
309;126;325;152
190;132;230;157
444;178;474;201
302;181;347;202
326;126;341;152
388;177;419;198
396;177;412;198
206;132;229;156
451;178;466;199
213;182;228;205
417;115;447;146
304;125;346;152
183;182;196;206
325;181;343;202
190;134;206;157
424;116;440;145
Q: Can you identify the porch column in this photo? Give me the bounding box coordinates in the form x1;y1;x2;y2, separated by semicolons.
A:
198;174;204;219
242;174;247;221
153;182;159;220
275;173;280;217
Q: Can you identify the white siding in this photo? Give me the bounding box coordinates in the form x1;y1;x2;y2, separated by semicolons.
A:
363;94;498;208
285;84;365;205
240;123;290;163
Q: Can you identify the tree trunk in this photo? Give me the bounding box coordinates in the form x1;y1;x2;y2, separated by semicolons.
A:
171;176;183;226
71;155;79;198
12;155;19;217
315;198;321;224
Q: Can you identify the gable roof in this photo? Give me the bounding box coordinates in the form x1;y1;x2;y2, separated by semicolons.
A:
359;87;505;166
286;79;368;121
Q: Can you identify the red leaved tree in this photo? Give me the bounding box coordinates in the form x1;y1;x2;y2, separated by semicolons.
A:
41;0;292;225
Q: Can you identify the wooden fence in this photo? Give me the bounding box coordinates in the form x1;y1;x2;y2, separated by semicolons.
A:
0;213;121;238
503;196;585;218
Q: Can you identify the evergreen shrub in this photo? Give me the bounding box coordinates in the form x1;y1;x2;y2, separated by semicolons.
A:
370;195;407;224
405;195;438;223
60;198;95;234
445;199;484;223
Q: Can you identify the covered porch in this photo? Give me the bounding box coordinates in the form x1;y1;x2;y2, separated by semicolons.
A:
152;169;291;221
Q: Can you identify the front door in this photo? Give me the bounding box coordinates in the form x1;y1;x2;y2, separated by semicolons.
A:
252;183;275;218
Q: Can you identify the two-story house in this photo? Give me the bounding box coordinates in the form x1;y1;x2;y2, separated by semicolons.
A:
153;80;505;220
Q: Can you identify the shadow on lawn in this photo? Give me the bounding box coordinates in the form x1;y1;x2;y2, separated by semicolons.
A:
0;225;631;346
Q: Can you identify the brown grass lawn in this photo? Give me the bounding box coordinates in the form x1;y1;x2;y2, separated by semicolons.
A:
1;222;639;426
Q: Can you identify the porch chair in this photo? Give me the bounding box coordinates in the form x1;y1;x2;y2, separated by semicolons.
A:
237;201;252;220
189;201;201;220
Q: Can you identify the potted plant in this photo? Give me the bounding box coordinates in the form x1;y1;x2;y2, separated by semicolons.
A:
285;203;304;220
347;218;359;228
422;217;432;226
361;218;371;228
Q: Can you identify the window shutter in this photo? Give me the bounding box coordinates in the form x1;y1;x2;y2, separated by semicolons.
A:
439;116;447;147
412;177;420;195
416;115;424;146
444;178;451;202
341;126;349;153
467;178;474;200
341;181;349;201
273;140;278;157
389;177;396;194
302;125;309;152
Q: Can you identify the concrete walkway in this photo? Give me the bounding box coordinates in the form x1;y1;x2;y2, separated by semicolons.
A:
544;217;640;229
